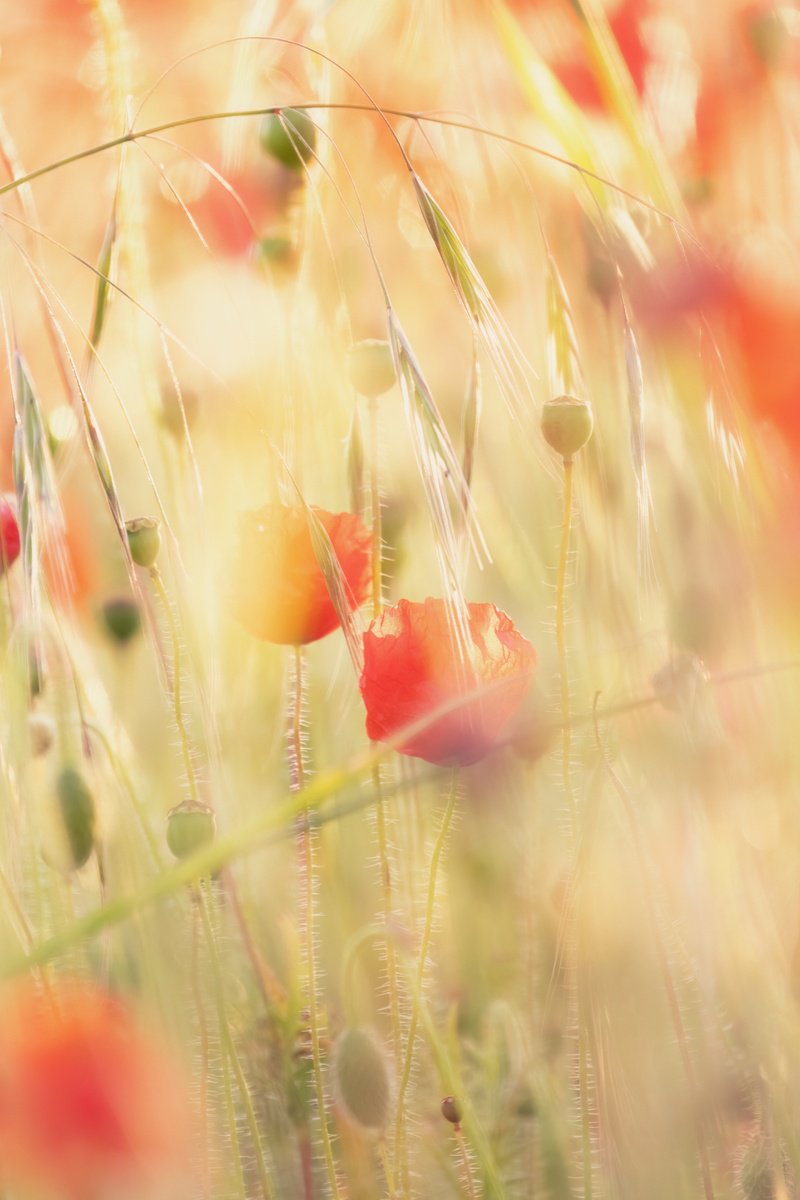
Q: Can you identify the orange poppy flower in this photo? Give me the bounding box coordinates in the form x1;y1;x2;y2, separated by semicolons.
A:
359;598;536;766
0;497;20;574
0;980;192;1200
230;504;372;645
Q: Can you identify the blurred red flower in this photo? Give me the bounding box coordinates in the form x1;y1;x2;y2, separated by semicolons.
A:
230;504;371;645
0;497;20;575
359;598;536;766
0;980;192;1200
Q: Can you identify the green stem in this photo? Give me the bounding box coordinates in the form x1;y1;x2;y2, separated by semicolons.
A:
394;769;459;1194
149;565;199;806
290;646;342;1200
198;884;273;1200
555;456;574;837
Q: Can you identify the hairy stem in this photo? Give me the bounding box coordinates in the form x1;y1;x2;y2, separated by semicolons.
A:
394;769;459;1194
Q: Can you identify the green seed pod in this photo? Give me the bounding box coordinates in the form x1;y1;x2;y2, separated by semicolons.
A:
125;518;161;568
259;109;317;171
28;713;56;758
101;596;142;646
441;1095;462;1126
166;802;216;860
541;395;594;460
334;1027;392;1130
347;340;396;399
56;766;96;870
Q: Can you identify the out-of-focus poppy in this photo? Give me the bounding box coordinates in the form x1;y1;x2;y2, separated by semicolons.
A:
359;597;536;766
507;0;652;111
230;504;371;645
0;497;20;574
0;980;192;1200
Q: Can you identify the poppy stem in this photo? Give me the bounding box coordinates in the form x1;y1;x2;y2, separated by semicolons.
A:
368;398;383;618
555;457;575;836
197;881;274;1199
289;645;343;1200
394;768;459;1193
149;565;200;807
190;899;210;1196
555;456;595;1200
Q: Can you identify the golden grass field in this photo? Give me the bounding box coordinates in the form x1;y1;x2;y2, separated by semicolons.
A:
1;1;800;1197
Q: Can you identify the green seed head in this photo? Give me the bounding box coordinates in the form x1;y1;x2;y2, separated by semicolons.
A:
56;766;96;870
334;1027;392;1130
125;518;161;568
101;596;142;646
166;803;216;860
347;340;396;399
259;109;317;171
441;1095;462;1126
541;395;594;460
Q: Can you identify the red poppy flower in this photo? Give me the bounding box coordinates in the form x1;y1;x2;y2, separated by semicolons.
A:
0;980;192;1200
359;598;536;766
230;504;371;645
0;496;20;575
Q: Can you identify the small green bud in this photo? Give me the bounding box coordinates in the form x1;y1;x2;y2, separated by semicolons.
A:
166;802;216;860
347;340;396;399
125;518;161;568
56;766;96;870
101;596;141;645
441;1095;462;1126
334;1027;392;1130
541;395;594;460
259;109;317;171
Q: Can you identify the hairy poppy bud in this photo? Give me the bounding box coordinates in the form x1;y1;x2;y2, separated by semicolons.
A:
259;109;317;170
541;396;594;460
101;596;141;645
166;802;216;860
56;766;96;871
334;1027;392;1130
126;518;161;568
441;1095;462;1125
347;340;396;399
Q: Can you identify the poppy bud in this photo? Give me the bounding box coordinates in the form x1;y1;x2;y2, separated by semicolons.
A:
101;596;141;645
0;496;21;575
28;713;55;757
347;340;396;399
441;1095;462;1126
541;396;594;460
166;802;216;860
259;109;317;171
126;518;161;568
334;1027;392;1131
56;766;96;871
